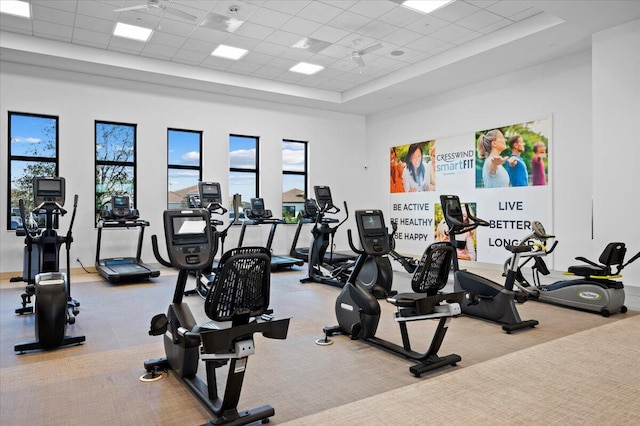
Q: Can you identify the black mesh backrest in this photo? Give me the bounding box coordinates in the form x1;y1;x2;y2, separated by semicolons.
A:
411;242;454;296
599;242;626;268
204;247;271;324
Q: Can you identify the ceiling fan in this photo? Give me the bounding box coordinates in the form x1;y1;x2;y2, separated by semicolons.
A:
350;41;383;67
114;0;198;22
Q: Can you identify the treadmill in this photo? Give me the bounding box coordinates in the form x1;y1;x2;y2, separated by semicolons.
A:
95;195;160;283
289;198;356;265
238;198;304;270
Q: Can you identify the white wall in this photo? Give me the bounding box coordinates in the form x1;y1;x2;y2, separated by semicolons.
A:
0;63;366;274
366;43;640;288
592;19;640;287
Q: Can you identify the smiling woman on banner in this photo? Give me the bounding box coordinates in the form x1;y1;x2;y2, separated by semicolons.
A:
402;143;435;192
477;129;509;188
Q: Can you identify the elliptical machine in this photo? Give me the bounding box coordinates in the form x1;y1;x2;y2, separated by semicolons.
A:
507;224;638;317
441;194;539;333
301;186;395;299
322;209;464;377
14;176;85;353
144;208;290;425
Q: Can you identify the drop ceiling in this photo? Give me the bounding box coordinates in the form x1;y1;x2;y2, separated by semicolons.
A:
1;0;639;115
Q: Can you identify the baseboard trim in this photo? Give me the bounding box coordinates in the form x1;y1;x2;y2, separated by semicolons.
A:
1;266;97;282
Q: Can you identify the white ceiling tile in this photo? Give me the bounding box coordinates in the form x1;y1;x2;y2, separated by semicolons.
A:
278;48;313;62
211;0;261;21
155;18;196;37
355;20;399;40
487;1;537;19
227;60;263;74
77;1;119;20
0;14;33;32
32;20;73;40
182;38;217;54
347;1;396;20
74;14;115;34
200;54;234;69
141;43;180;59
431;0;480;23
478;19;511;34
404;14;450;35
296;1;343;24
429;23;475;43
309;25;350;44
383;27;425;46
31;1;79;13
261;0;311;16
244;7;291;29
72;27;111;47
232;21;275;41
263;29;303;47
428;41;456;55
318;1;359;11
172;48;208;64
376;5;423;27
252;65;285;78
280;16;323;36
266;57;299;70
327;10;370;32
456;9;509;32
241;51;274;66
406;36;446;53
223;33;264;50
150;31;188;48
188;26;229;43
31;4;76;26
451;30;483;45
252;41;289;56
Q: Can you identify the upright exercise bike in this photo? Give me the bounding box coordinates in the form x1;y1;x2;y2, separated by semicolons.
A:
441;194;539;333
507;224;639;317
144;208;290;425
301;186;395;299
322;209;464;377
14;176;85;353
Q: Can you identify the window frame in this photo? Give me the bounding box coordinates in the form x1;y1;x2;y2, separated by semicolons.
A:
7;111;59;230
167;128;203;209
282;139;308;224
94;120;137;224
229;134;260;216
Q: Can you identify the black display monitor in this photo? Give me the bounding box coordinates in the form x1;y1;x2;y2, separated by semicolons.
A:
440;195;464;224
33;176;65;206
303;198;318;218
198;181;222;205
170;215;209;245
164;209;213;271
250;198;266;218
314;186;333;210
355;209;389;255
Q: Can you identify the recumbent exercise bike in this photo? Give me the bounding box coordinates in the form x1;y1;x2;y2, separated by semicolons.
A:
144;208;290;425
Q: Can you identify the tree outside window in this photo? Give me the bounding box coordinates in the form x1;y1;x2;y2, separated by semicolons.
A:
8;112;58;229
282;140;307;223
95;121;136;223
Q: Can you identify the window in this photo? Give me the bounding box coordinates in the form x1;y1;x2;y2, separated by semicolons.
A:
229;134;259;219
8;112;59;229
95;121;136;223
167;129;202;209
282;140;307;223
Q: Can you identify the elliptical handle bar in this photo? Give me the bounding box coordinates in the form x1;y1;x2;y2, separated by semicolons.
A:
18;199;34;244
347;229;365;256
465;204;490;228
151;234;174;268
622;250;640;270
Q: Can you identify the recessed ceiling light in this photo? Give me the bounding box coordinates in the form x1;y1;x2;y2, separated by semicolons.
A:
113;22;153;42
393;0;455;15
0;0;31;18
290;62;324;75
211;45;248;60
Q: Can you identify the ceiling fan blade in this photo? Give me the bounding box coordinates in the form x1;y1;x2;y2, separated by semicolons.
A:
114;4;149;13
162;6;198;21
352;53;366;67
358;43;383;56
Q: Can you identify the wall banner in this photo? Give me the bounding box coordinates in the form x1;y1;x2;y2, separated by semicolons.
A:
389;118;551;265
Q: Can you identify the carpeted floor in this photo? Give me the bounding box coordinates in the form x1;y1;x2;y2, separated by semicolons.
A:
1;265;638;425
